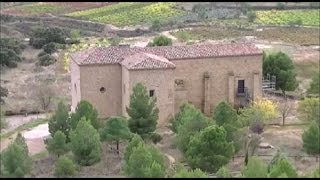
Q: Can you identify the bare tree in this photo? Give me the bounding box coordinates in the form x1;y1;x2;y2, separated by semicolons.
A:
33;83;56;112
278;99;294;126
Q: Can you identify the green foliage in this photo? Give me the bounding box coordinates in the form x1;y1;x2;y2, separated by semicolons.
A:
150;132;162;144
302;121;320;155
241;156;268;178
48;101;71;141
47;131;69;157
70;117;102;166
297;98;320;125
0;86;8;104
307;72;320;95
148;35;172;47
124;134;144;163
1;142;32;177
43;42;57;54
70;100;99;130
277;2;286;10
124;143;165;178
30;27;67;49
100;116;132;152
151;19;161;31
126;83;159;139
109;36;122;46
247;10;256;22
0;110;7;129
263;51;298;95
69;29;80;43
37;51;47;57
310;168;320;178
268;155;297;178
170;103;206;133
173;167;208;178
216;166;232;178
185;125;234;173
0;38;23;68
213;101;238;126
174;30;191;42
38;54;56;66
14;132;29;155
54;155;77;177
175;111;209;153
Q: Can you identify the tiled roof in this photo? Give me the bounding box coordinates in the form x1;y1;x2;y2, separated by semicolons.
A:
121;52;175;70
70;43;262;65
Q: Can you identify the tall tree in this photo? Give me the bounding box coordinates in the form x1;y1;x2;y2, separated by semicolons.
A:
14;132;29;155
70;117;102;166
307;72;320;95
70;100;98;130
100;116;132;154
185;125;234;173
263;51;298;97
48;101;71;141
126;83;159;139
302;121;320;155
46;131;69;157
297;97;320;125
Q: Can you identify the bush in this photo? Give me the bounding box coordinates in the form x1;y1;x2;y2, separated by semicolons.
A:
268;156;297;178
30;38;47;49
109;36;122;46
147;35;172;47
151;20;161;31
1;142;32;177
173;167;207;178
277;2;286;10
124;134;144;163
70;100;99;130
241;156;268;178
150;133;162;144
38;54;56;66
48;101;71;141
14;133;29;155
46;131;69;157
54;156;77;177
37;51;47;57
249;120;264;134
43;42;57;54
0;111;7;129
302;121;320;155
70;117;102;166
297;98;320;125
185;125;234;173
213;101;238;126
216;166;232;178
247;10;256;22
30;27;67;48
307;72;320;95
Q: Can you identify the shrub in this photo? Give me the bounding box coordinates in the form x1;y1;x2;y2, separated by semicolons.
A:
277;2;286;10
109;36;122;46
14;133;29;155
247;10;256;22
127;83;159;139
249;120;264;134
43;42;57;54
148;35;172;47
185;125;234;173
47;131;69;157
216;166;232;178
297;98;320;125
268;156;297;178
48;101;71;141
150;133;162;144
1;142;32;177
307;72;320;95
0;111;7;129
124;134;144;163
151;20;161;31
30;27;67;48
38;54;56;66
70;100;99;130
173;167;208;178
241;156;268;178
213;101;238;126
37;51;47;57
302;121;320;155
54;156;77;177
0;38;23;68
30;38;47;49
70;117;102;166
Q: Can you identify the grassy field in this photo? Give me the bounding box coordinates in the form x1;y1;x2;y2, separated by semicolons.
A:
3;3;66;16
255;9;320;26
294;61;319;80
66;2;186;27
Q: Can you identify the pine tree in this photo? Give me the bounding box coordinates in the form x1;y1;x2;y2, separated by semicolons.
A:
47;130;69;157
70;100;98;130
48;101;71;140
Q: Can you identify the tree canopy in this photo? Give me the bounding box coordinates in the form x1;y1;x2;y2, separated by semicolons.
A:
70;100;99;130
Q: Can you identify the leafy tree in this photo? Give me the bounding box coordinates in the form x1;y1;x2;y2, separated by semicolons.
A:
185;125;234;173
263;51;298;97
268;155;297;178
302;121;320;155
251;98;278;121
124;143;165;178
43;42;57;54
170;103;206;133
126;83;159;139
175;112;210;153
297;98;320;125
38;54;56;66
1;142;32;177
100;116;132;154
70;100;99;130
54;156;77;177
173;167;208;178
0;86;8;104
124;134;144;163
0;38;24;68
14;132;29;155
48;101;71;141
307;72;320;95
30;27;67;49
47;131;69;157
147;35;172;47
70;117;102;166
213;101;238;126
216;166;232;178
241;156;268;178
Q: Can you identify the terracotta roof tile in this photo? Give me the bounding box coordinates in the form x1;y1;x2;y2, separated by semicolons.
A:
70;43;262;66
121;52;175;70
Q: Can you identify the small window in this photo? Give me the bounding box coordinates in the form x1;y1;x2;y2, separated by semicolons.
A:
100;87;106;93
238;80;245;93
149;90;155;97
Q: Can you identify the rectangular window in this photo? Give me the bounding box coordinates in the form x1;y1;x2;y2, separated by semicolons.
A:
238;80;245;93
149;90;155;97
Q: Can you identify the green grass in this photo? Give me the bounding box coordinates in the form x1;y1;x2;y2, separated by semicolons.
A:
32;150;49;160
66;2;186;27
256;9;320;26
13;3;66;15
0;118;48;140
294;61;320;79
